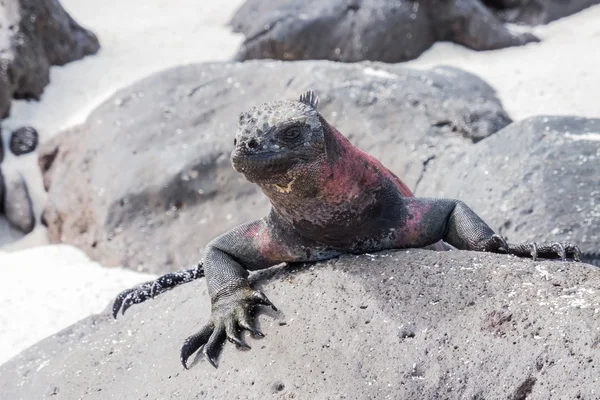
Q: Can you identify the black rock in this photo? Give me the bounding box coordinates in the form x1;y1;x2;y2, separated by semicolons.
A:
0;0;100;118
9;126;39;156
482;0;600;25
230;0;539;63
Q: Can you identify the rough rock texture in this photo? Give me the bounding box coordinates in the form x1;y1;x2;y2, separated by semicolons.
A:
483;0;600;25
230;0;539;63
417;116;600;265
0;250;598;399
0;0;100;118
39;61;510;274
9;126;38;156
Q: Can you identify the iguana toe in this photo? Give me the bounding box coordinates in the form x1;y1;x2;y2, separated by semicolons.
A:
552;242;566;261
181;325;213;369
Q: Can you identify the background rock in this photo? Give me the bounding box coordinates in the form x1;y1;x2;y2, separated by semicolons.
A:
483;0;600;25
9;126;38;156
0;250;598;399
0;131;4;212
0;0;100;118
230;0;538;63
3;171;33;233
39;61;510;274
416;116;600;265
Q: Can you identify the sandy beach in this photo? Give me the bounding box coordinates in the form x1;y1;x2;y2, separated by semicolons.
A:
0;1;598;366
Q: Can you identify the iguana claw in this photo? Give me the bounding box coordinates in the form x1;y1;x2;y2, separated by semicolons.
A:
530;243;538;261
179;288;275;369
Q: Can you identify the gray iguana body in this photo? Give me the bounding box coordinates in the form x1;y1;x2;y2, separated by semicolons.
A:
113;91;581;368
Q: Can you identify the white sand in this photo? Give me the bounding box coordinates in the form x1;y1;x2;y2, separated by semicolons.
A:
0;1;599;366
0;245;155;365
405;6;600;120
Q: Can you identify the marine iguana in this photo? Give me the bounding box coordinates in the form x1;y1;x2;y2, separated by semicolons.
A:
112;90;581;368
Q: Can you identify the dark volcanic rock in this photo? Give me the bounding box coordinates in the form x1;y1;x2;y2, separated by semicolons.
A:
483;0;600;25
9;126;38;155
0;0;100;118
230;0;539;63
417;116;600;265
0;250;598;399
39;61;510;274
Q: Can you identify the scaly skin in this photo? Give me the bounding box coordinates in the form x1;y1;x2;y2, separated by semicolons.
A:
113;90;581;368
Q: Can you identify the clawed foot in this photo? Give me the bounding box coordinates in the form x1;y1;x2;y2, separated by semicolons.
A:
112;265;203;318
484;234;581;262
180;287;277;369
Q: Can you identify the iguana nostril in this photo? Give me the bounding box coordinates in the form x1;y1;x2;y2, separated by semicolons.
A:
247;138;259;149
233;138;237;146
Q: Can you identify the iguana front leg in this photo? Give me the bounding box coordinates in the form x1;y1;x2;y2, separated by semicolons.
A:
180;217;342;368
397;197;581;261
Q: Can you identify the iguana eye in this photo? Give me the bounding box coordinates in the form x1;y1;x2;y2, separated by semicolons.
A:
283;126;301;140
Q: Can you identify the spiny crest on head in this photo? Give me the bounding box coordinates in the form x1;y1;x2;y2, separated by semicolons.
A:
299;90;319;110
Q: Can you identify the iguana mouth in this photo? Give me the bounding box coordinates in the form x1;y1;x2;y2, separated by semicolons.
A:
231;151;298;175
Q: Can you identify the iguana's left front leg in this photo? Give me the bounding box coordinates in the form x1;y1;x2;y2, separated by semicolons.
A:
396;197;581;261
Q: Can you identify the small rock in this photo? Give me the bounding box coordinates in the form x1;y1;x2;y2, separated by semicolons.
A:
10;127;39;156
3;173;35;233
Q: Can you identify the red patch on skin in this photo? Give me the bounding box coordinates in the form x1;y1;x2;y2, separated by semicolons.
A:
254;224;294;262
393;200;432;246
244;224;260;238
319;124;414;201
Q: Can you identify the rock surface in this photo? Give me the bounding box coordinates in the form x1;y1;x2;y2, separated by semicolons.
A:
39;61;510;274
0;250;598;399
416;116;600;265
9;126;38;156
483;0;600;25
0;0;100;118
230;0;538;63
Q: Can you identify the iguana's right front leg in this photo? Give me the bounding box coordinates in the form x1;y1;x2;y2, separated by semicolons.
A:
179;217;341;368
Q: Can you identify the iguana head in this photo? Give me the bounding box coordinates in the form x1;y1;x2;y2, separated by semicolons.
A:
231;90;333;190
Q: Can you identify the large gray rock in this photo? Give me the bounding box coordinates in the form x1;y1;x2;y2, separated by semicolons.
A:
39;61;510;274
230;0;539;63
483;0;600;25
0;250;598;399
416;116;600;265
0;0;100;118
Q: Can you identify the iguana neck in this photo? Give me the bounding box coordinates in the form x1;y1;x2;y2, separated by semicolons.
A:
259;122;409;229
